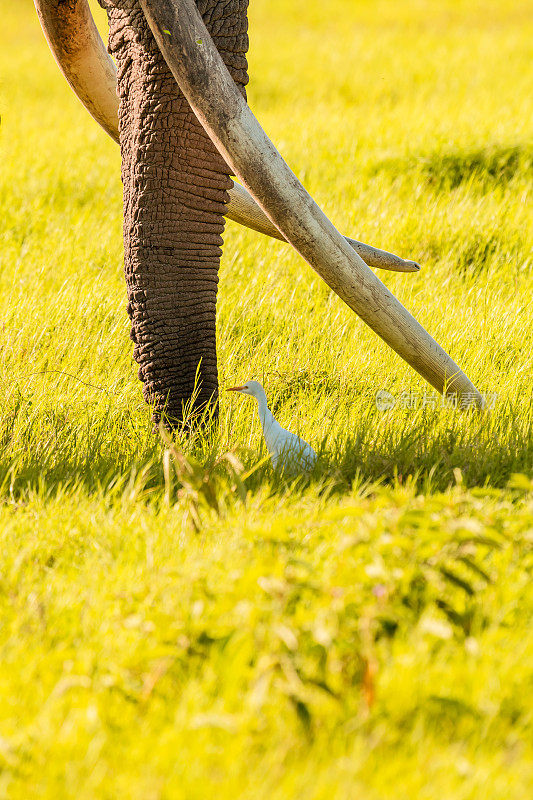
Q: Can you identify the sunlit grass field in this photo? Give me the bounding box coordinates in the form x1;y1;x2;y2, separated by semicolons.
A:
0;0;532;797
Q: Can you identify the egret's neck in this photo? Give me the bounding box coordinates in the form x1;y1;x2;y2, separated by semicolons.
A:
255;393;274;434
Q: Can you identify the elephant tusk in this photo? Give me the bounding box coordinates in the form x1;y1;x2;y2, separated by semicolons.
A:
225;181;421;273
34;0;120;141
33;0;421;274
140;0;483;405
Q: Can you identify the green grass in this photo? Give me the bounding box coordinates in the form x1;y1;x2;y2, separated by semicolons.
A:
0;0;532;797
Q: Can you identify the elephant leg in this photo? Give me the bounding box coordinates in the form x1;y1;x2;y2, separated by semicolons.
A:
99;0;248;424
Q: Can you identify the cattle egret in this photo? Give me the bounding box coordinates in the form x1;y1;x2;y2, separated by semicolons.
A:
227;381;317;472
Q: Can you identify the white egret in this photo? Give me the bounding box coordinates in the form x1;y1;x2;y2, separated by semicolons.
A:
227;381;317;472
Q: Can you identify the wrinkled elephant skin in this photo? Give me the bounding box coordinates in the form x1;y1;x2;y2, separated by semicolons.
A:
98;0;249;423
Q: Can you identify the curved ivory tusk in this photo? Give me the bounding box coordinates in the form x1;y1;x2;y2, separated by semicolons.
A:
140;0;482;405
33;0;420;274
226;181;421;273
34;0;120;141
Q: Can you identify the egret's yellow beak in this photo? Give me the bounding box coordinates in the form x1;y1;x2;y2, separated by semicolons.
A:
227;386;245;392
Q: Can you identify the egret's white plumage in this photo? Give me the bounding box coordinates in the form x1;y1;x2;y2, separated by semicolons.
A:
228;380;317;472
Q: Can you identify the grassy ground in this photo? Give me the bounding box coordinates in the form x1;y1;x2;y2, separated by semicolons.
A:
0;0;532;797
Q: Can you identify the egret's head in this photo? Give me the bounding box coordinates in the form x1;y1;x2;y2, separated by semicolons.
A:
227;380;265;400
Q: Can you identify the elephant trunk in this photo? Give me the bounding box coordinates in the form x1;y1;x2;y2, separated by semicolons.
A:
100;0;248;423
